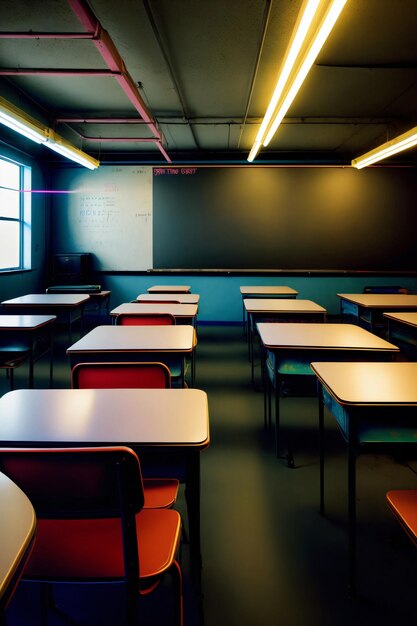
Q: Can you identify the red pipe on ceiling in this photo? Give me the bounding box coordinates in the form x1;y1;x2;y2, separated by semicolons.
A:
67;0;171;162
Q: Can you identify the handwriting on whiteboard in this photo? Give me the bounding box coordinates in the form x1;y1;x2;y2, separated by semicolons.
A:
153;168;197;176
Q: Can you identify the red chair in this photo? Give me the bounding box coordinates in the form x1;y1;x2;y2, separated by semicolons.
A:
386;489;417;546
116;312;176;326
0;446;183;626
71;362;178;510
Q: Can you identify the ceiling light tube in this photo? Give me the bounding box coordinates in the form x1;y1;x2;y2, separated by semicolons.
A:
248;0;348;162
0;96;48;144
248;0;320;162
352;126;417;169
46;129;100;169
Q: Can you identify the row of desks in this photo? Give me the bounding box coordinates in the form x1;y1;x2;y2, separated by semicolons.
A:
242;288;417;596
0;285;206;608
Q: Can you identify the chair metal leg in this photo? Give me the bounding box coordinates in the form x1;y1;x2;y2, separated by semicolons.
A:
347;442;357;597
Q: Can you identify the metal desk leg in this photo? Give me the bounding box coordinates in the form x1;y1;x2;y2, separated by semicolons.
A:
347;435;357;597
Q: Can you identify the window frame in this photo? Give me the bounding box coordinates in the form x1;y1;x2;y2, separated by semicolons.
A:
0;155;31;272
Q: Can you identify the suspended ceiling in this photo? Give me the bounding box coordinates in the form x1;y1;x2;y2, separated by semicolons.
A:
1;0;417;165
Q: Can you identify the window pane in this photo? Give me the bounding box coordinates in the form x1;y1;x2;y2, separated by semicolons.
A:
0;187;20;218
0;221;20;269
0;159;19;190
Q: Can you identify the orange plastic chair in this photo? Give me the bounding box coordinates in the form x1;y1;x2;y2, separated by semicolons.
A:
116;312;176;326
0;446;183;626
71;361;178;510
386;489;417;546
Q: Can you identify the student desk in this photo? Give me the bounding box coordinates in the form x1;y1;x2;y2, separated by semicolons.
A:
244;299;327;383
147;285;191;293
311;361;417;596
1;294;90;342
258;323;399;466
110;302;198;326
0;387;209;590
136;292;200;304
0;471;36;614
0;315;56;388
239;286;298;334
337;293;417;335
46;287;111;322
383;311;417;359
67;325;197;387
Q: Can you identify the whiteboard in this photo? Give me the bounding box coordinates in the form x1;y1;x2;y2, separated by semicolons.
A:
52;165;152;270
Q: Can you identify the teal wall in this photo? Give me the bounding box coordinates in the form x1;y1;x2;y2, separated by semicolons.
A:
100;273;417;323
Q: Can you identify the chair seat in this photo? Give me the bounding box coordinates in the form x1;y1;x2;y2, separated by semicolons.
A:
23;508;181;581
143;478;179;509
386;489;417;545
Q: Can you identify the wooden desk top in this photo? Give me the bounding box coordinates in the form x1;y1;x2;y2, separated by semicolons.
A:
2;294;90;307
0;315;56;329
311;362;417;406
257;323;399;352
337;293;417;308
240;286;298;296
67;324;197;354
0;471;36;604
110;303;198;318
148;285;191;293
244;299;326;314
137;293;200;304
0;388;209;447
383;312;417;328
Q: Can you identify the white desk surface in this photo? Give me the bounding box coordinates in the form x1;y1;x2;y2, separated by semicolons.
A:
257;323;399;352
337;293;417;308
147;285;191;293
0;471;36;603
110;302;198;318
67;324;197;354
383;312;417;328
0;314;56;329
2;294;90;307
137;293;200;304
244;298;326;313
0;388;209;447
240;286;298;296
311;361;417;406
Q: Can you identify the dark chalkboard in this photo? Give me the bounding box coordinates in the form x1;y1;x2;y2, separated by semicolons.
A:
153;166;417;271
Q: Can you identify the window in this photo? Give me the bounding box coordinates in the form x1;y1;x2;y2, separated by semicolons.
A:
0;156;31;271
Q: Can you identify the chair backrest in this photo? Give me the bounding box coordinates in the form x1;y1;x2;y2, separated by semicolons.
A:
72;361;171;389
363;286;410;294
116;312;176;326
0;446;144;591
0;446;144;519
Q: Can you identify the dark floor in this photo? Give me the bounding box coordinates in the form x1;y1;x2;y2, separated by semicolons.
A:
3;320;417;625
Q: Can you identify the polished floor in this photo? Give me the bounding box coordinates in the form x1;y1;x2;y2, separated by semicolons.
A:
3;320;417;625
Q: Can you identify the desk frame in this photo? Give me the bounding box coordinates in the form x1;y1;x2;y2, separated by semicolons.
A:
0;315;55;388
258;323;399;467
1;295;89;343
313;361;417;597
245;299;327;385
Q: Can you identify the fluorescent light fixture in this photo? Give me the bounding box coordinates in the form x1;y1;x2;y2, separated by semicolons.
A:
352;126;417;169
0;96;48;144
0;96;99;169
46;130;100;170
248;0;348;162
